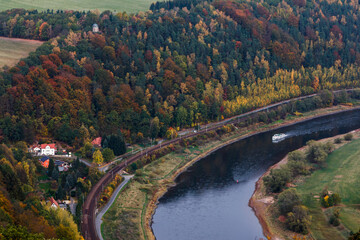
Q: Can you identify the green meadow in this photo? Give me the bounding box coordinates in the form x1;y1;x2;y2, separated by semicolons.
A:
296;138;360;239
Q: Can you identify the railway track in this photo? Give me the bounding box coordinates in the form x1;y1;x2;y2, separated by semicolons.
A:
81;89;355;240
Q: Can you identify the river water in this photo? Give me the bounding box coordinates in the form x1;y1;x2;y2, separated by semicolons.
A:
152;109;360;240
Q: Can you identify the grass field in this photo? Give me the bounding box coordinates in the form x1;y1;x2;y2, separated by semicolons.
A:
296;138;360;239
0;37;43;69
0;0;154;13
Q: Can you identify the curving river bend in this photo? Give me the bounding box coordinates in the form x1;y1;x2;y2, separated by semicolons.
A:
152;109;360;240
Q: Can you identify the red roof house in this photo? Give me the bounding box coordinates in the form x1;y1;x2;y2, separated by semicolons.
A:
49;197;59;208
91;137;102;147
40;144;56;156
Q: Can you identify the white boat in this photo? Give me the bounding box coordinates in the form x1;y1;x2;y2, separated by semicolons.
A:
272;133;287;143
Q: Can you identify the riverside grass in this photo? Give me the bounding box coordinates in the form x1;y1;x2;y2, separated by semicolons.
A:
0;37;42;69
100;104;359;240
251;129;360;240
296;137;360;240
0;0;153;13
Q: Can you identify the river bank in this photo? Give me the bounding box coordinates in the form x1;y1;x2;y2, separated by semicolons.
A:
100;104;360;240
249;126;360;239
144;105;360;239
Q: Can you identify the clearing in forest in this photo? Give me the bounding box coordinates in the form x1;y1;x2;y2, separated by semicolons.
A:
0;37;43;69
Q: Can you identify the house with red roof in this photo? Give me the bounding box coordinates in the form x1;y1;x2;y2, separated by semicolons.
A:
49;197;59;208
40;143;56;156
91;137;102;147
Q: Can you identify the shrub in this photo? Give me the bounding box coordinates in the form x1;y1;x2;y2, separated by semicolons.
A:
321;191;341;208
286;205;311;234
306;140;328;165
344;133;353;141
349;229;360;240
334;138;342;144
288;150;306;162
277;188;301;215
329;215;340;226
287;160;309;177
263;167;291;193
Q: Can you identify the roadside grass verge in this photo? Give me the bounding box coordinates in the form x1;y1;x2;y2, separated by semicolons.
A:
101;180;146;239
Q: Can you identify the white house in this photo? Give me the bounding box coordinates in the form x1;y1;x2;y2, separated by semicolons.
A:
92;23;99;33
40;144;56;156
29;144;41;155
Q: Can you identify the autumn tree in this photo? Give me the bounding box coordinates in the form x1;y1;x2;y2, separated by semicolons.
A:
92;150;104;165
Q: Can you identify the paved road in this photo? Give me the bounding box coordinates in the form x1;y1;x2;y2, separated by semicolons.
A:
95;175;133;240
79;158;92;167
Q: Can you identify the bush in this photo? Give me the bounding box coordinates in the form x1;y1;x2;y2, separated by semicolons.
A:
334;138;342;144
344;133;353;141
329;215;340;226
288;150;306;162
321;191;341;208
287;160;309;177
306;140;329;165
349;229;360;240
277;188;301;215
286;205;311;234
263;167;291;193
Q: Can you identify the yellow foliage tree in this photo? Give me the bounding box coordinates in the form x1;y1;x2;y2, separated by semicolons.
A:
92;150;103;165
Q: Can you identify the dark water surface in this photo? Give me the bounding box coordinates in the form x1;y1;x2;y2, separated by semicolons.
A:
152;109;360;240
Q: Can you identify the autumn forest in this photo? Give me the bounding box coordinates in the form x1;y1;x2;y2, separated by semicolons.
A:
1;0;360;238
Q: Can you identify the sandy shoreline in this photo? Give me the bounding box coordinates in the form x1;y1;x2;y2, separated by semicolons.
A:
143;105;360;239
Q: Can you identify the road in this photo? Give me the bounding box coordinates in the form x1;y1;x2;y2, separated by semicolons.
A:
95;175;133;240
81;89;356;240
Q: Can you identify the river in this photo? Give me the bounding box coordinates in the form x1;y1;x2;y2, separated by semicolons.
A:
151;109;360;240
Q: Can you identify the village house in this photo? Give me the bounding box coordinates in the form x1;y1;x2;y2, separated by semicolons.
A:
29;144;41;154
39;156;50;168
49;197;59;209
40;143;56;156
55;160;71;172
49;197;67;210
91;137;102;148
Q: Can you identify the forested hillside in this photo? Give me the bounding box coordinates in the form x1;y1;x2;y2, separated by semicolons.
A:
1;0;360;147
0;143;84;239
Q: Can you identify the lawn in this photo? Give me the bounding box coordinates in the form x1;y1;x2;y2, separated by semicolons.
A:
296;138;360;239
0;37;43;69
0;0;154;13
